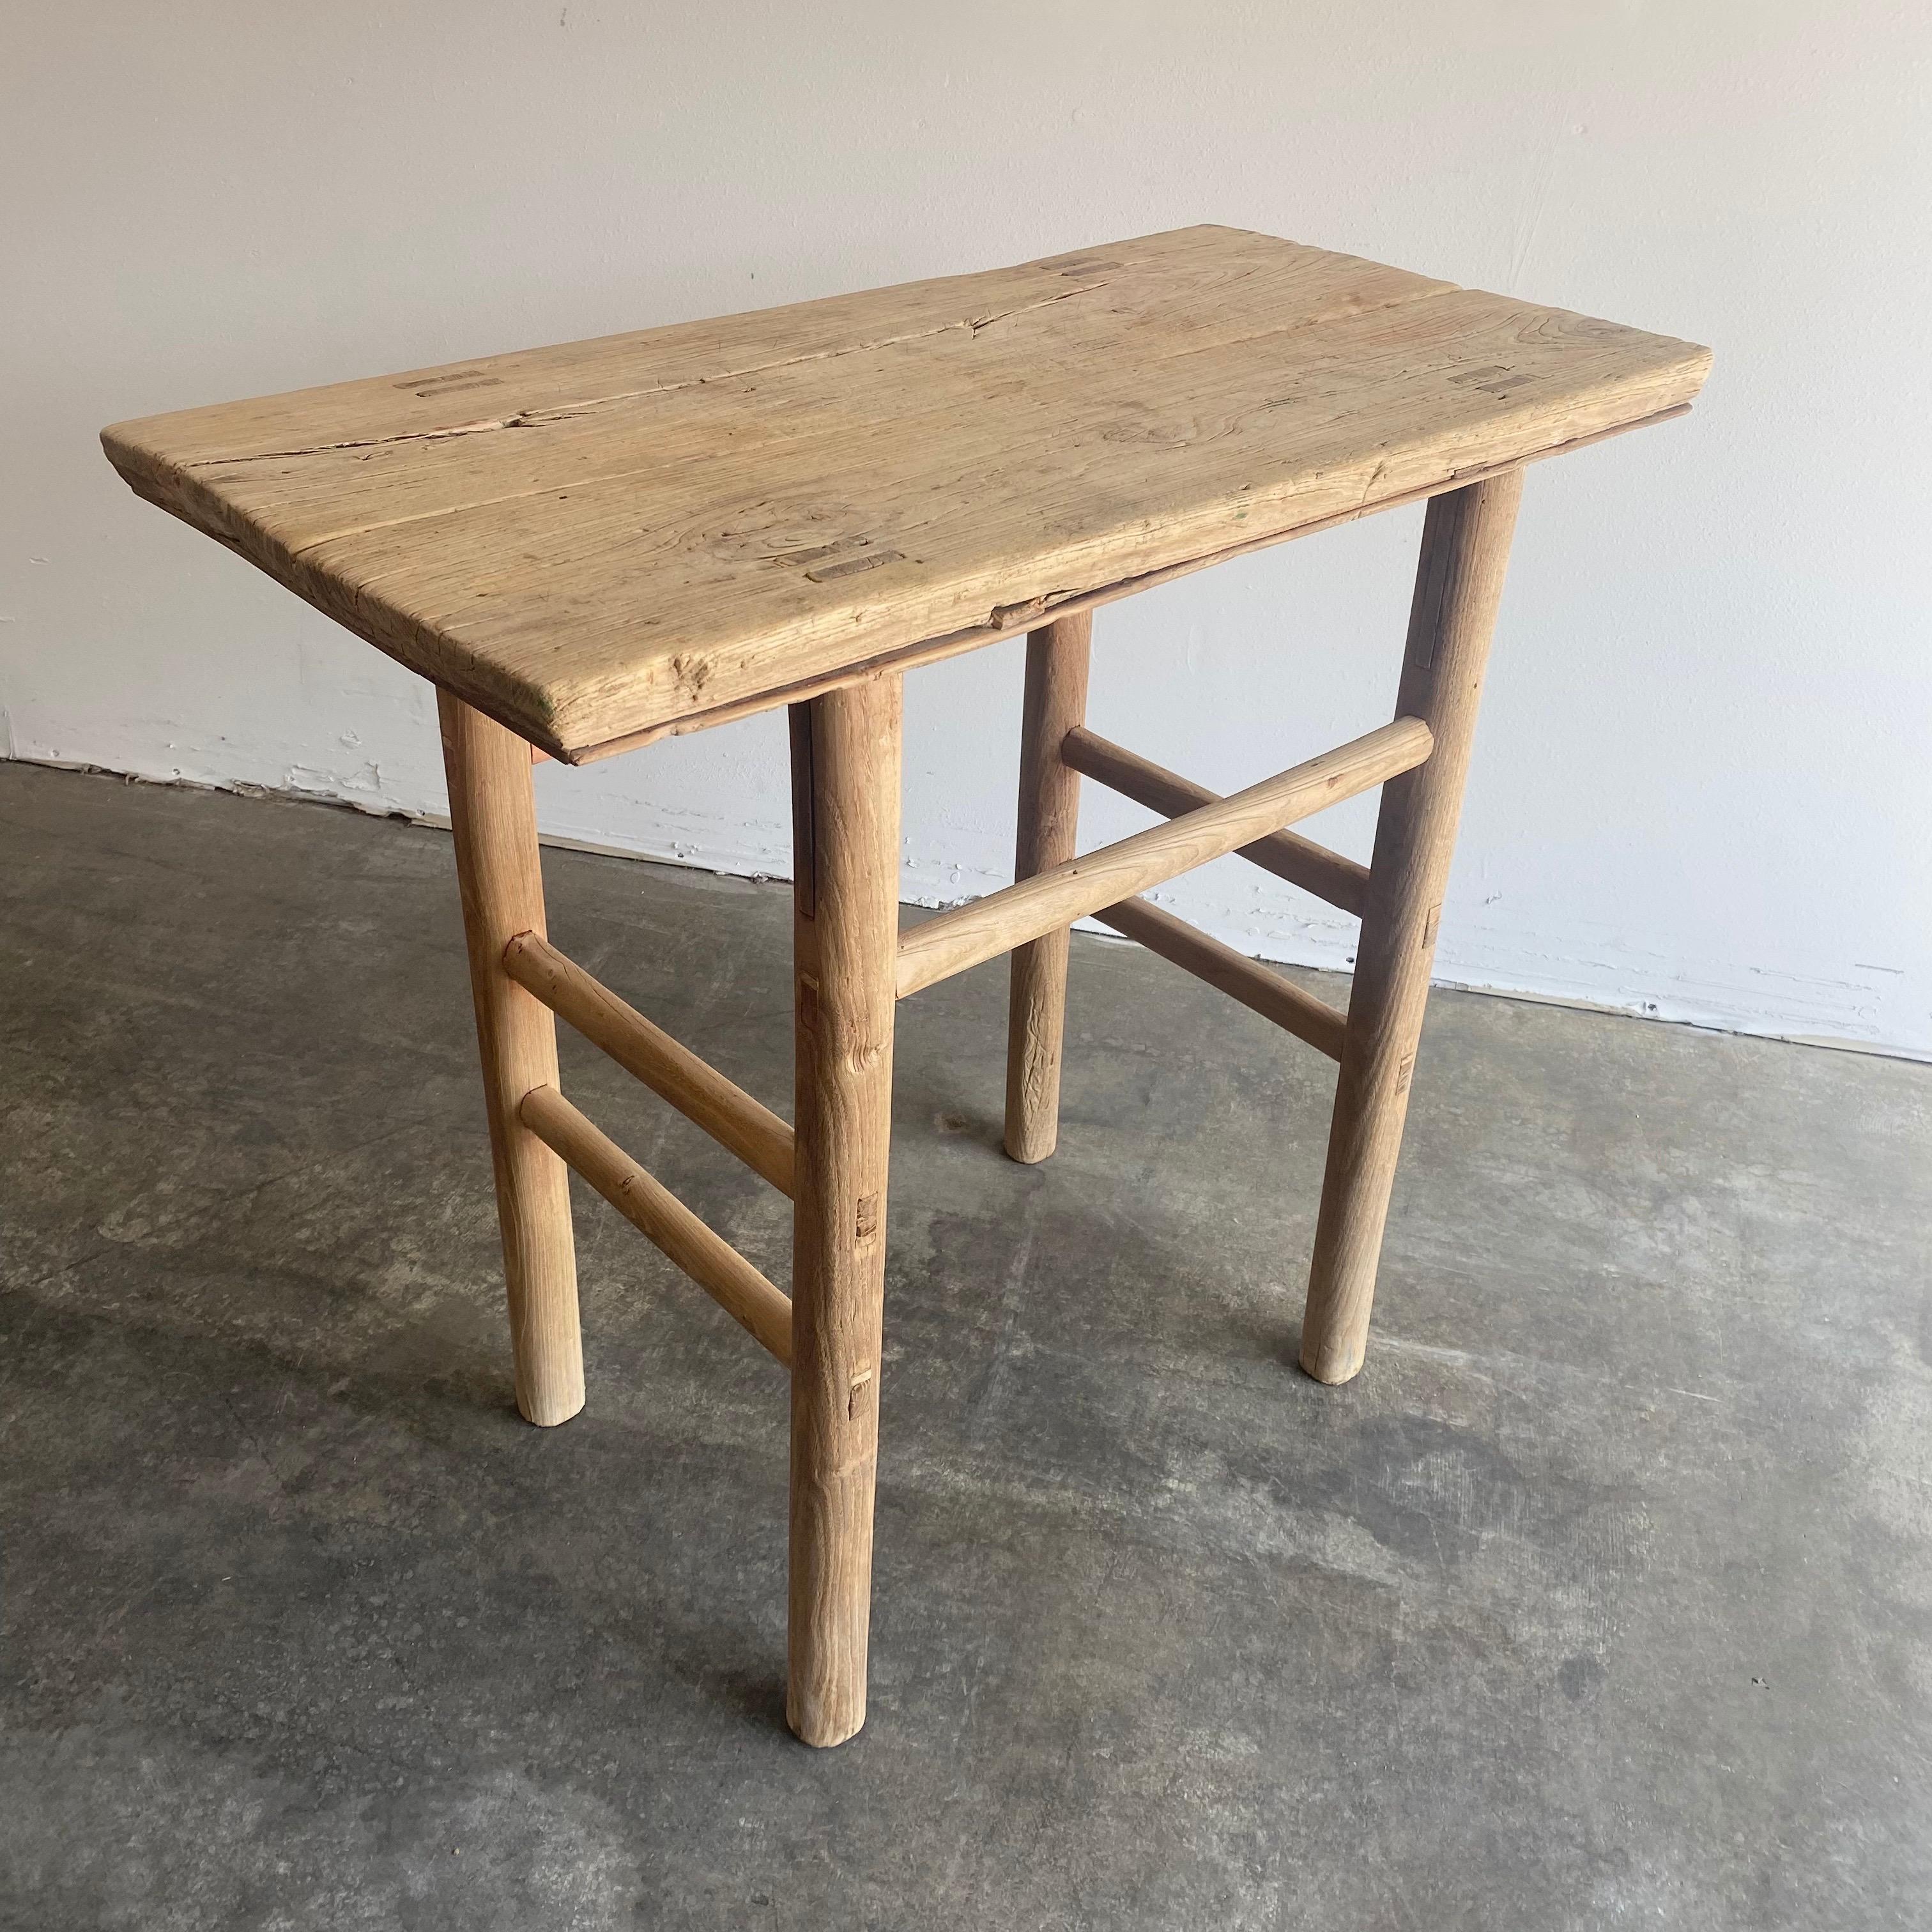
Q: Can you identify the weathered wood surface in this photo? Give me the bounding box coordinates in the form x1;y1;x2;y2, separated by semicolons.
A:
437;693;583;1424
895;716;1433;1000
503;930;795;1195
103;227;1708;760
1061;724;1372;916
1091;896;1349;1061
787;677;902;1747
519;1084;793;1366
1004;615;1093;1163
1300;473;1524;1384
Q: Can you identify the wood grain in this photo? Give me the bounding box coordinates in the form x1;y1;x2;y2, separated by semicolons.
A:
896;717;1433;1000
1092;896;1348;1060
1062;725;1371;916
503;930;794;1194
549;404;1690;760
787;676;902;1748
1300;473;1523;1385
519;1084;792;1365
102;227;1708;757
1004;615;1093;1163
438;692;583;1425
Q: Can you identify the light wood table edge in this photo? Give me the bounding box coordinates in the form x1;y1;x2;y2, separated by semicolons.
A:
102;404;1689;767
565;405;1690;762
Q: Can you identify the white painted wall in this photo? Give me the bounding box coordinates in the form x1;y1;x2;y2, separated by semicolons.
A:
6;2;1929;1055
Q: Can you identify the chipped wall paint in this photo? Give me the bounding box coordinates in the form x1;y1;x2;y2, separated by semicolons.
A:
4;1;1929;1058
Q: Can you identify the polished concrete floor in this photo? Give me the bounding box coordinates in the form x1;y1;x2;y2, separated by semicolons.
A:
2;758;1928;1930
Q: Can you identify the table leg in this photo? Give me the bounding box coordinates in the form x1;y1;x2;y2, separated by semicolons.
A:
1299;471;1524;1384
438;691;584;1426
1004;613;1094;1162
786;675;903;1746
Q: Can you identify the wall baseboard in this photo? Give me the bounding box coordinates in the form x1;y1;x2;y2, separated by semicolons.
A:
13;752;1926;1069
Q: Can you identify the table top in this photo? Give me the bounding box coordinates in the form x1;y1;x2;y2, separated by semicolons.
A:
103;226;1708;762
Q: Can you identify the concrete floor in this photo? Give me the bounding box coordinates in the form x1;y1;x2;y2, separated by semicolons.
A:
1;758;1928;1931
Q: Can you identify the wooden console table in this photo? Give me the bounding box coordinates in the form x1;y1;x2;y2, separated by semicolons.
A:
103;226;1709;1745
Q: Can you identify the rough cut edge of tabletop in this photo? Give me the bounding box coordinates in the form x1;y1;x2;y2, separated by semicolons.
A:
583;402;1694;759
100;227;1711;762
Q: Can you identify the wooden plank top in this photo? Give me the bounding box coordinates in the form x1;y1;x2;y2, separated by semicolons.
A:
103;226;1708;762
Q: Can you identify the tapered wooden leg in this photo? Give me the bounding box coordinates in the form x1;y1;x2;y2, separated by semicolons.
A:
786;675;902;1747
1004;613;1093;1163
1300;471;1524;1384
438;691;584;1426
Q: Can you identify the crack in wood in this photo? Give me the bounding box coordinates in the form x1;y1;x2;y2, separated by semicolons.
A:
188;277;1121;470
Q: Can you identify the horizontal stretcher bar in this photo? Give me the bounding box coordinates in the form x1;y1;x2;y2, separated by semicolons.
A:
894;716;1431;999
1092;897;1347;1059
504;930;794;1195
519;1084;793;1365
1061;728;1371;917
